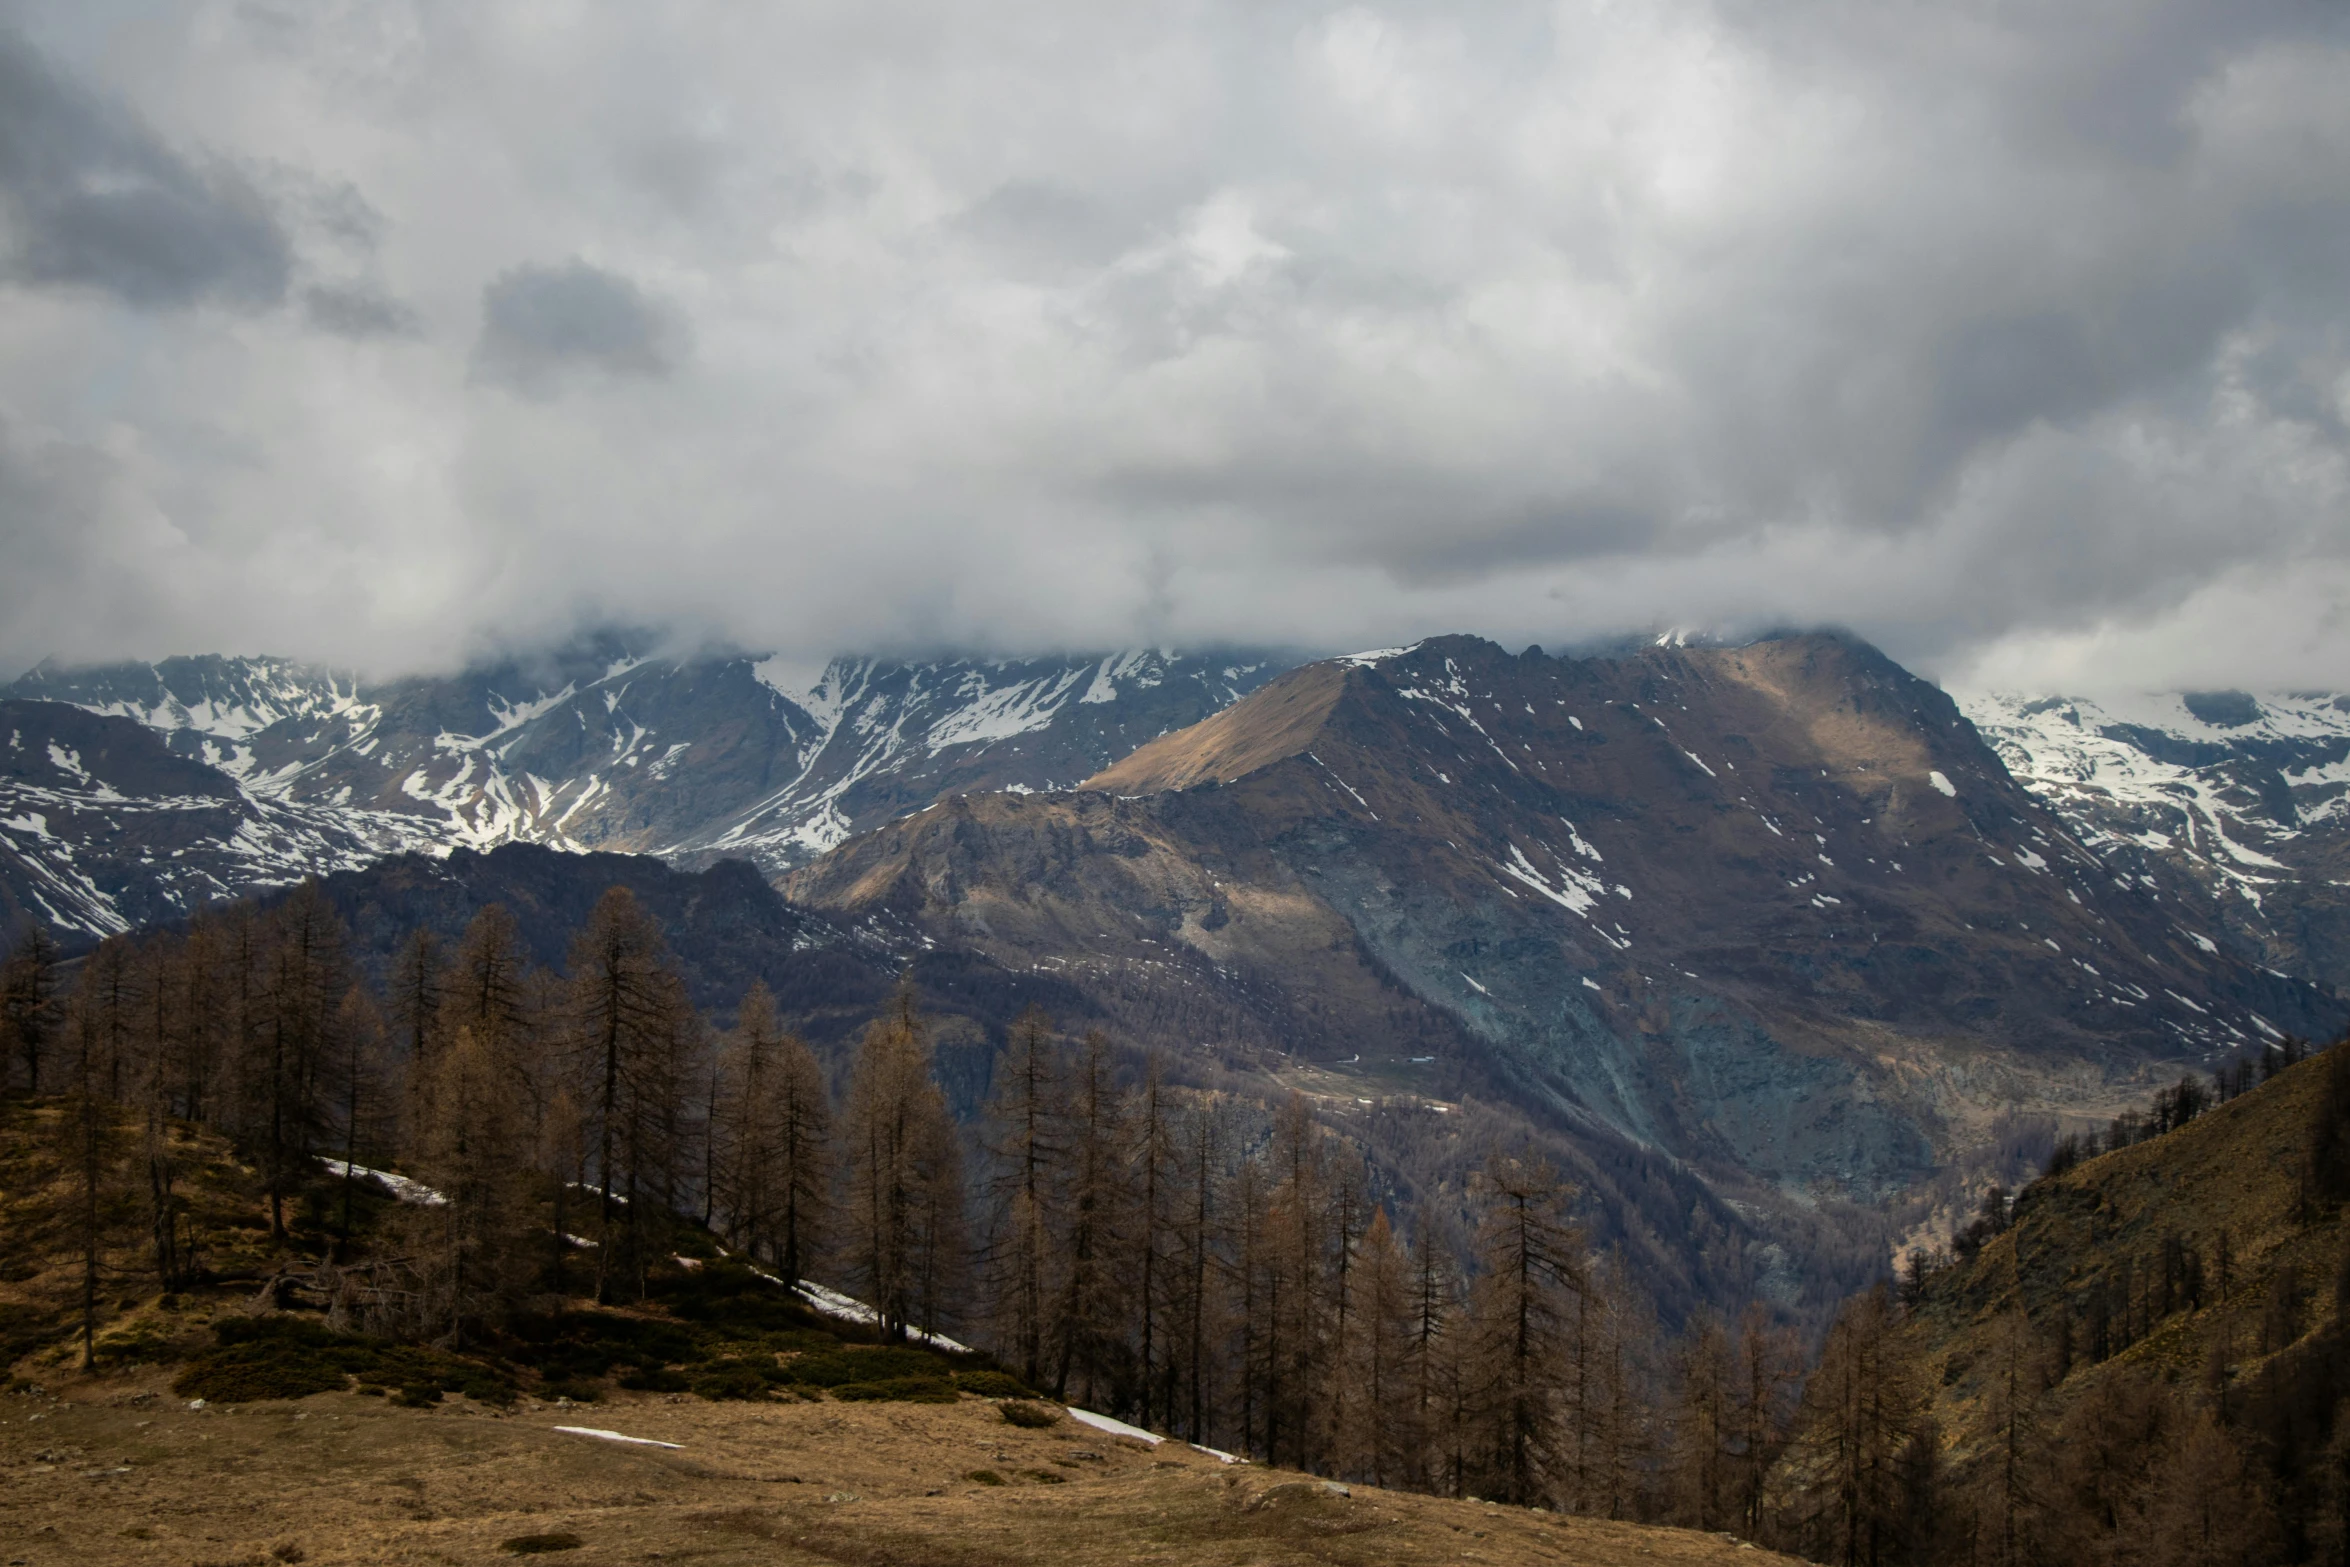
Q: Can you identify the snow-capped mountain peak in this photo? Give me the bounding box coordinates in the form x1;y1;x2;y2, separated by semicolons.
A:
3;645;1293;935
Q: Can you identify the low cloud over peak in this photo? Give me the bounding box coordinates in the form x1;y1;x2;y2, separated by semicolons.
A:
0;2;2345;695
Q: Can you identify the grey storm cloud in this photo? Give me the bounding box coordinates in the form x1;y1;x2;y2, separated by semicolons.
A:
303;283;419;340
473;261;685;395
0;0;2346;694
0;26;289;309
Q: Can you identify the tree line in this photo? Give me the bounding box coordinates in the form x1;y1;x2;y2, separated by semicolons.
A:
17;890;2350;1559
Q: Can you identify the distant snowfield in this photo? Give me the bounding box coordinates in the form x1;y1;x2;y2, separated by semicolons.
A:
1945;686;2350;997
4;646;1290;937
1956;687;2350;906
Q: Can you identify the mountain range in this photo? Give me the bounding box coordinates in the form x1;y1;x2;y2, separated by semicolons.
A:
2;641;1284;935
7;630;2348;1322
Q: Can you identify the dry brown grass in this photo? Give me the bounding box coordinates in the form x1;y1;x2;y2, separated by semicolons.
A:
0;1372;1793;1567
1915;1049;2350;1438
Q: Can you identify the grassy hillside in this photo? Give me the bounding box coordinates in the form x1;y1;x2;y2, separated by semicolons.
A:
1913;1049;2345;1440
0;1375;1799;1567
0;1097;998;1408
1883;1046;2350;1562
0;1097;1799;1567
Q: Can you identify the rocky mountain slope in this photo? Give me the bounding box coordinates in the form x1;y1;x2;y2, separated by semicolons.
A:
0;698;428;937
3;643;1289;937
787;635;2342;1217
1959;687;2350;992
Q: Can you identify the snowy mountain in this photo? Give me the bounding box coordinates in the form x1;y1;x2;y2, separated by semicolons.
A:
1957;687;2350;992
0;699;438;937
2;642;1292;937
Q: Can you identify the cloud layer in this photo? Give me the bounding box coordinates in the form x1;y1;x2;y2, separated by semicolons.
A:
1;1;2346;692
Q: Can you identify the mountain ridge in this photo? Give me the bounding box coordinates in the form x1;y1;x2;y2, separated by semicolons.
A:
787;633;2342;1208
3;643;1296;936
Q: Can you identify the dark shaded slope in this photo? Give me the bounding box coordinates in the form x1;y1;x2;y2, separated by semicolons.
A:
261;843;1101;1112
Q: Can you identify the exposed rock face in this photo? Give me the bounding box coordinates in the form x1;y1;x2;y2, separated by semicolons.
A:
0;699;425;936
790;635;2344;1206
3;643;1291;935
1960;688;2350;991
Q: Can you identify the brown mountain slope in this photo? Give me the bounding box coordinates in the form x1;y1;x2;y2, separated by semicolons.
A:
1088;660;1350;794
1875;1048;2350;1560
1912;1050;2347;1442
787;633;2342;1300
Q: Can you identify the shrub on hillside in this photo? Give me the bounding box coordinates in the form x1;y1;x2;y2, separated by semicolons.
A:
498;1532;584;1555
174;1338;349;1402
998;1400;1061;1428
952;1369;1032;1398
780;1343;945;1389
618;1367;690;1393
172;1316;516;1405
832;1376;958;1403
690;1363;776;1401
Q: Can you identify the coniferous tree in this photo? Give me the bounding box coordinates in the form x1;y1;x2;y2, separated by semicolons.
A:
1968;1306;2048;1567
541;1084;587;1296
1345;1204;1416;1487
1234;1151;1271;1458
1407;1212;1464;1495
1775;1286;1929;1565
1132;1052;1177;1428
2146;1408;2277;1567
438;904;541;1135
1323;1153;1370;1472
174;915;233;1125
250;883;350;1242
326;986;393;1258
1055;1027;1129;1407
711;981;779;1256
984;1006;1064;1387
711;980;832;1285
567;886;688;1302
1171;1099;1226;1442
1732;1303;1801;1539
386;926;443;1127
842;984;961;1341
76;935;137;1105
772;1022;830;1287
1264;1093;1329;1470
1569;1253;1653;1521
130;934;190;1290
909;1077;966;1344
1464;1154;1583;1508
406;1025;530;1344
2;919;61;1094
1667;1310;1735;1530
58;954;128;1368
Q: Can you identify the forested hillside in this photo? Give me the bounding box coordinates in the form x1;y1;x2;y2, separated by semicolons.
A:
11;878;2350;1558
1798;1038;2350;1565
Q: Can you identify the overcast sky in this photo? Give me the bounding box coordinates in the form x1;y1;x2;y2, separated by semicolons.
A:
1;1;2346;693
